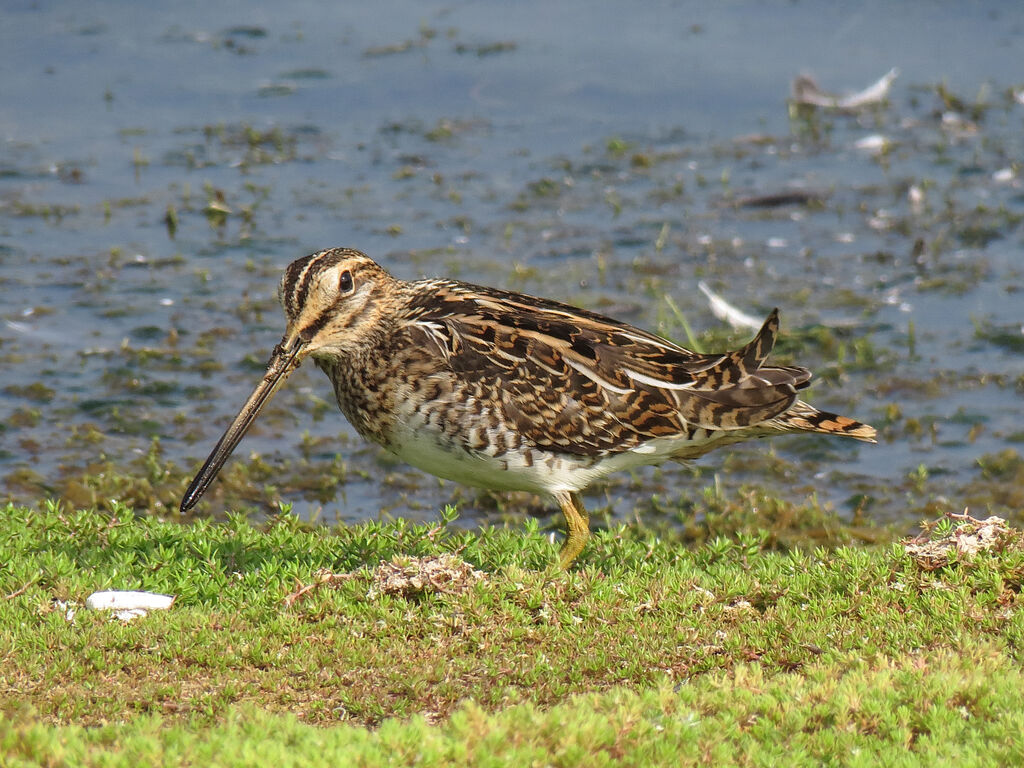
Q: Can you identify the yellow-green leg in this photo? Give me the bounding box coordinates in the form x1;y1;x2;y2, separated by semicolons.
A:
555;491;590;570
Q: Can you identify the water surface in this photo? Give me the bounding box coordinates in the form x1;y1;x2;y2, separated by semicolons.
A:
2;1;1023;531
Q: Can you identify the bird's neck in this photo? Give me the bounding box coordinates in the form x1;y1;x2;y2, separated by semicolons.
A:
312;330;399;446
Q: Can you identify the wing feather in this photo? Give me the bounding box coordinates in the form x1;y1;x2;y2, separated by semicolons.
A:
407;282;809;455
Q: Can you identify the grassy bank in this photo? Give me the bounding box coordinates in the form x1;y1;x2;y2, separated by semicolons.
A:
2;502;1023;765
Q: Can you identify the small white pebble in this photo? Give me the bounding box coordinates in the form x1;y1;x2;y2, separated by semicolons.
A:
86;590;175;612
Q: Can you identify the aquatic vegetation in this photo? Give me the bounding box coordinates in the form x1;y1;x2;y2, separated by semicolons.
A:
1;7;1021;538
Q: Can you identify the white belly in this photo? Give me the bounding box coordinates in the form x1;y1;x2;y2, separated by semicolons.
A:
385;417;574;494
384;415;731;497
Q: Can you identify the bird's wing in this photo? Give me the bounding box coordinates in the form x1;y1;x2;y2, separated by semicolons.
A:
407;281;810;456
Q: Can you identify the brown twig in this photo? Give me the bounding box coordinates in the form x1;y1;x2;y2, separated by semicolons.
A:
282;568;355;607
4;578;38;600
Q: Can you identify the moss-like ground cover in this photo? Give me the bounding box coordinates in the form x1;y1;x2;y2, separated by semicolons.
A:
2;501;1023;766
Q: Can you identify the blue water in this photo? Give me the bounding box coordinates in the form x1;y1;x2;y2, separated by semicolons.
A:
2;0;1023;529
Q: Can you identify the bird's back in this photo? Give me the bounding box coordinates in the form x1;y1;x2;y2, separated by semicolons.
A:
345;279;876;493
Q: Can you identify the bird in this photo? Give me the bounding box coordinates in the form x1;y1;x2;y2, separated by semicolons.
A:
181;247;876;569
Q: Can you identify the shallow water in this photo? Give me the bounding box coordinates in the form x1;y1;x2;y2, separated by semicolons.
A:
2;1;1023;531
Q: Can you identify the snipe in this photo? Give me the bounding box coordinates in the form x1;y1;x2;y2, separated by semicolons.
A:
181;247;876;568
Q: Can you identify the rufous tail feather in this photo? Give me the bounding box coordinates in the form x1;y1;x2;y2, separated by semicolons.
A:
776;401;876;443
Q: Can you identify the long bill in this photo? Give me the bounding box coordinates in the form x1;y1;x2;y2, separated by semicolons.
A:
180;338;306;513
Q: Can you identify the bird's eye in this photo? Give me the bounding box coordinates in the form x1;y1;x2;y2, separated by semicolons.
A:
338;270;354;294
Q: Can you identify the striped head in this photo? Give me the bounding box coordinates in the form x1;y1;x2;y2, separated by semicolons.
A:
180;247;397;513
277;247;398;359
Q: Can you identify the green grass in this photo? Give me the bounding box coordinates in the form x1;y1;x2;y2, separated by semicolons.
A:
2;502;1023;766
5;650;1024;766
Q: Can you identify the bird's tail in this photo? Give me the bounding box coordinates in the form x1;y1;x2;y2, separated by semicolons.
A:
773;400;876;442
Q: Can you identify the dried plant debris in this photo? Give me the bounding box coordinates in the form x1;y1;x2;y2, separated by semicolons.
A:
791;68;899;109
283;568;357;607
697;281;762;331
904;510;1018;570
368;554;486;598
732;190;827;209
284;554;485;606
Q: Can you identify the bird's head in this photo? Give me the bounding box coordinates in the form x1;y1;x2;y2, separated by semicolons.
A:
180;247;397;513
277;247;397;361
